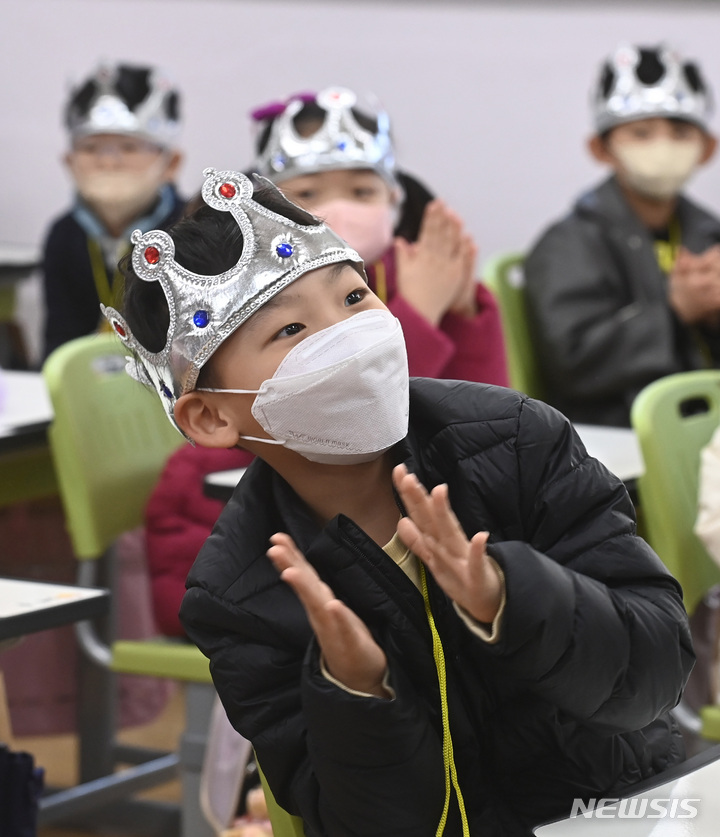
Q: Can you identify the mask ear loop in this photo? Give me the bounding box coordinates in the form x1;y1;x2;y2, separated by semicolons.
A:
196;387;286;446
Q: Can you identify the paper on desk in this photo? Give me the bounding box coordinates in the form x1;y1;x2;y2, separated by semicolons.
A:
0;579;103;620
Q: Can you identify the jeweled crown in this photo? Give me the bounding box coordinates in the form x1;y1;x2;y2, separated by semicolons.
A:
252;87;398;187
66;62;181;148
593;43;712;134
101;168;363;434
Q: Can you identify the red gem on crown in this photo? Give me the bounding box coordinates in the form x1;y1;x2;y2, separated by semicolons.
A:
219;182;236;199
144;246;160;265
113;322;126;338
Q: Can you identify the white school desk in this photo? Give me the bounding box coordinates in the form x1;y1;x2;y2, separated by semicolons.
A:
0;370;56;506
0;242;40;275
0;577;108;643
573;423;644;484
202;424;644;502
0;370;53;452
534;744;720;836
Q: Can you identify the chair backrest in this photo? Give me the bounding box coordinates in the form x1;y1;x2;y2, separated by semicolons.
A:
630;370;720;614
257;760;305;837
483;252;546;400
43;333;184;560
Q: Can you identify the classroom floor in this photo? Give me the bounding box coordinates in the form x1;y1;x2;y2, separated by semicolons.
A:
12;684;186;837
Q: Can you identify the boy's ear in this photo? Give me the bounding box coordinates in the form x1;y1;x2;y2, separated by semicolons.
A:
700;133;718;166
587;134;615;166
173;391;239;448
162;150;184;183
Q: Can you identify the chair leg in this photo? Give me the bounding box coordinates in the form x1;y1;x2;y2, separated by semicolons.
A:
76;650;118;782
76;552;118;783
180;683;216;837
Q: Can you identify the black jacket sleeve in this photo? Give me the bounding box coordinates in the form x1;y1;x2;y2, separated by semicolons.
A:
472;397;694;732
42;216;100;358
180;519;446;837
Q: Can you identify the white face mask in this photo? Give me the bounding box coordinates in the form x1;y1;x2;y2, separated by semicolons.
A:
311;199;397;265
73;158;170;231
200;309;409;464
613;137;704;200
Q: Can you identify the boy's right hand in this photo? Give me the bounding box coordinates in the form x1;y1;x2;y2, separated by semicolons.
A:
669;245;720;325
394;200;474;326
267;533;391;698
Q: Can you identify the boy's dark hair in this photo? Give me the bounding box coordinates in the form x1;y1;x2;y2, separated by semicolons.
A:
120;180;320;365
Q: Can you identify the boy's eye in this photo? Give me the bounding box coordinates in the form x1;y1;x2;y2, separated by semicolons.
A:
354;187;380;200
345;288;367;306
671;124;696;141
275;322;305;339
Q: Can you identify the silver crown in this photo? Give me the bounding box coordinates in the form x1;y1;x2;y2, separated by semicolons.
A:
102;168;363;434
66;62;181;148
252;87;398;186
593;44;712;134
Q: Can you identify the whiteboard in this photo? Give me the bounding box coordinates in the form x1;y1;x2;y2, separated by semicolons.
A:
2;1;720;270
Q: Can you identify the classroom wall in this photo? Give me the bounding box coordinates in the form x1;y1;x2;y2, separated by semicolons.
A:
2;0;720;358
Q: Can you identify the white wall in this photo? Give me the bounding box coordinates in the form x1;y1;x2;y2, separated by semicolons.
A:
3;0;720;357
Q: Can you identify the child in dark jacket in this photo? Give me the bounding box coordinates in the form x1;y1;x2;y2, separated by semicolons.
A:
42;61;185;358
104;168;693;836
250;86;508;386
525;44;720;427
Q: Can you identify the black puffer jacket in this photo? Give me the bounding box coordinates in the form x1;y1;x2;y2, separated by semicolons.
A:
180;378;693;836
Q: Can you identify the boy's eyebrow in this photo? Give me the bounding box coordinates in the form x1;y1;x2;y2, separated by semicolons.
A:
241;262;351;333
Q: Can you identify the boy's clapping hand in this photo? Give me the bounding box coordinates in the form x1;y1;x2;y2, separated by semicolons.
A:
669;244;720;325
394;199;477;326
267;533;391;698
392;464;502;625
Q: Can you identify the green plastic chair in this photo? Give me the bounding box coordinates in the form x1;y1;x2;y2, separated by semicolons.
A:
42;333;215;835
257;760;306;837
630;370;720;740
483;252;546;400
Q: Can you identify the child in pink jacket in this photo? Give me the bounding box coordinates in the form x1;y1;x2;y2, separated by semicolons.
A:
250;86;508;385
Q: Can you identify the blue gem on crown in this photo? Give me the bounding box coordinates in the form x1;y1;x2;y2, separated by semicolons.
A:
276;242;293;258
193;310;210;328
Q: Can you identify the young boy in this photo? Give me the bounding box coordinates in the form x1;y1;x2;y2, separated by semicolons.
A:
250;86;508;386
525;43;720;426
105;168;692;836
42;61;185;358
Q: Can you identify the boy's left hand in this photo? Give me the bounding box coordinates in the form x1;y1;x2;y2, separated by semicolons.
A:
267;533;391;698
393;464;502;624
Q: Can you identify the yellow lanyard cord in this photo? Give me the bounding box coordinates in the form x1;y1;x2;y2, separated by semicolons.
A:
650;218;715;366
87;239;126;311
373;259;388;304
420;563;470;836
653;216;682;275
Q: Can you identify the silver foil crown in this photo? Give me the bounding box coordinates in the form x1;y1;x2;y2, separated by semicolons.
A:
66;62;181;148
101;168;364;434
252;87;398;187
593;44;712;134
